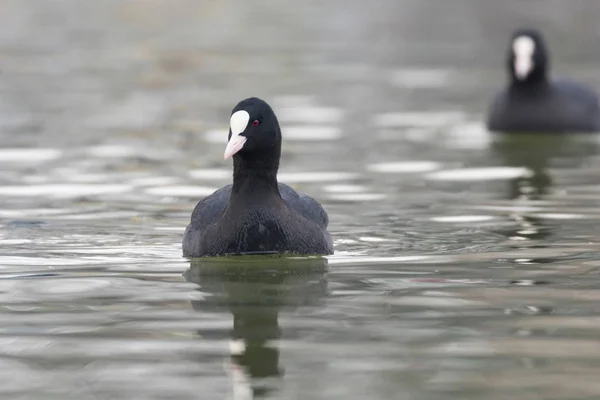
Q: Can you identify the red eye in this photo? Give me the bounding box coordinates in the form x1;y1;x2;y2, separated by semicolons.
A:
252;120;260;126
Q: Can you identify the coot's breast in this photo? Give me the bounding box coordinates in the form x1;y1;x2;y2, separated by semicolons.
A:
487;79;600;133
182;183;333;257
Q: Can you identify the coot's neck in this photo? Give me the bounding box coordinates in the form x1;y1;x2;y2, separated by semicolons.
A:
509;65;549;92
230;150;281;201
510;77;549;92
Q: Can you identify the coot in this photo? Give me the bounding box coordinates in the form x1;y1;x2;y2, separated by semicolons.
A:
182;97;334;257
486;29;600;133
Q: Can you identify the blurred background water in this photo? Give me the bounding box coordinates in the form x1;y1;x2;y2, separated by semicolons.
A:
3;0;600;399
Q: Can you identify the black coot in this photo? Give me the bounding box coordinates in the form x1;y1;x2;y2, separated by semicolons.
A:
487;29;600;133
182;97;334;257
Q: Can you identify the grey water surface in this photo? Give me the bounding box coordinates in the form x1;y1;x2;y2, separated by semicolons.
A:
3;0;600;399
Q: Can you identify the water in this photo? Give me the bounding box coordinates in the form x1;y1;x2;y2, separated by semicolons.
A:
3;0;600;399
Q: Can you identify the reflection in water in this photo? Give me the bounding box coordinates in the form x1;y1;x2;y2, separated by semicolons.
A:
491;133;598;200
490;133;599;242
184;257;329;398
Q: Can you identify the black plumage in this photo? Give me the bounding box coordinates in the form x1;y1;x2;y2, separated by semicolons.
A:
182;97;333;257
487;29;600;133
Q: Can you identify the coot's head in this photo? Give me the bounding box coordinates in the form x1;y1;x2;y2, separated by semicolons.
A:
507;29;549;84
224;97;282;161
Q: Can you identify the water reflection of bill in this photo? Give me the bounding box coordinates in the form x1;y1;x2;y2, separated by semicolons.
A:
184;256;329;399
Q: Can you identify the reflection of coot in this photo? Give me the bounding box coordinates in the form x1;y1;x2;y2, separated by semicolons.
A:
487;29;600;133
490;133;597;200
184;257;329;398
490;133;598;241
